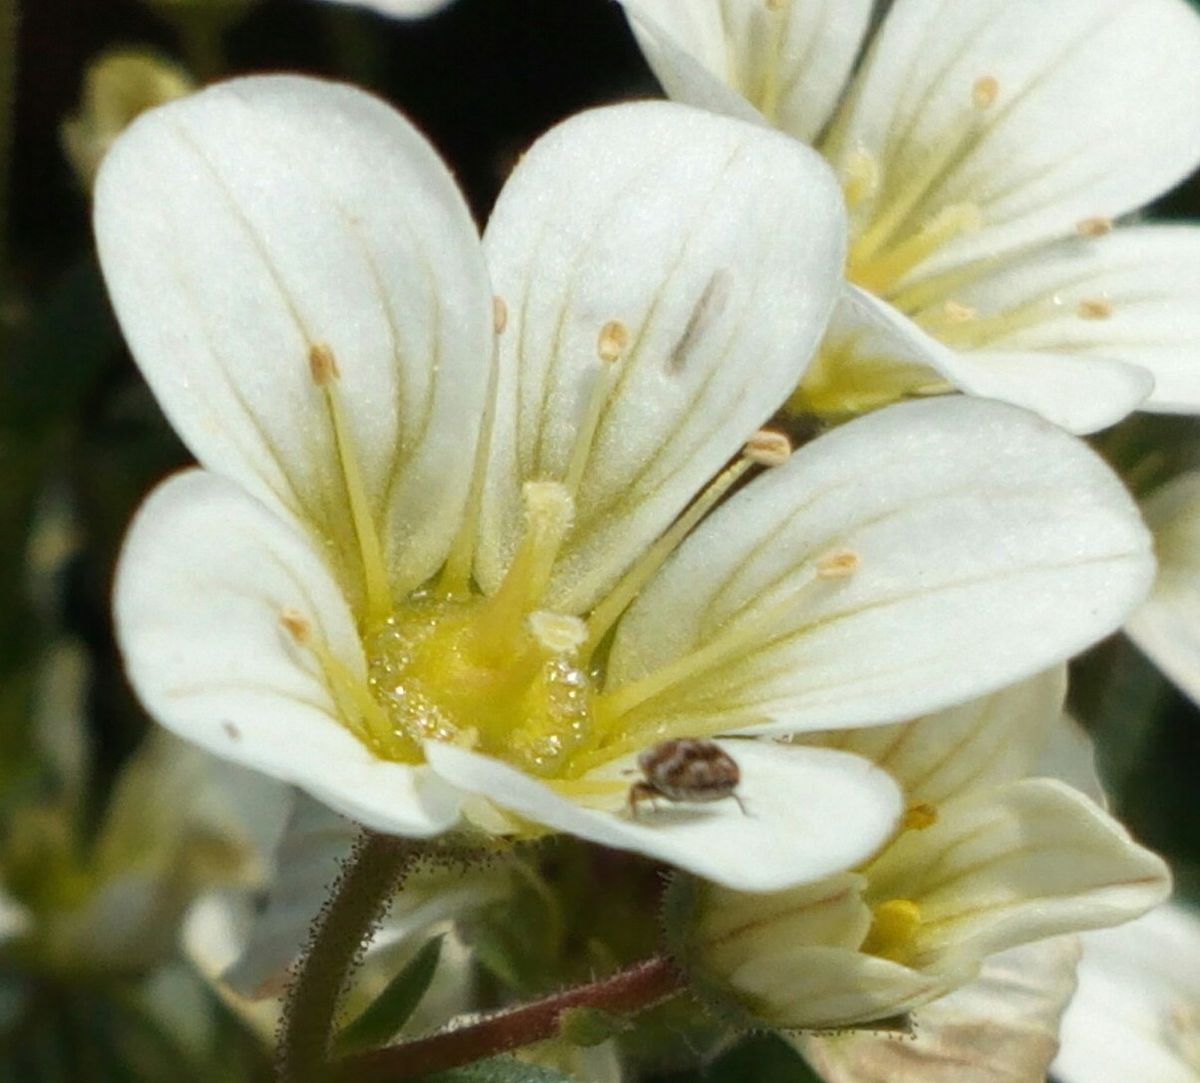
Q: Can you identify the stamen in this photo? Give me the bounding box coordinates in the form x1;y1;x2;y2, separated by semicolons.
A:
902;802;938;830
280;606;394;751
942;299;977;323
1077;297;1113;320
582;436;779;657
853;202;982;294
528;610;588;655
595;552;834;730
308;343;391;624
309;342;340;384
280;607;311;643
909;380;957;397
438;324;502;599
861;898;923;963
743;428;792;467
817;549;860;579
470;481;574;661
842;147;881;209
915;297;979;337
971;75;999;110
1076;216;1113;237
757;0;789;121
562;320;627;496
597;319;630;364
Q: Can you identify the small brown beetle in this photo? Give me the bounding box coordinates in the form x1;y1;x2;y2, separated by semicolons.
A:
628;738;746;818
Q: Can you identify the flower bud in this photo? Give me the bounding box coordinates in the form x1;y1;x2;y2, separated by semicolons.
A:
62;50;193;191
665;779;1171;1032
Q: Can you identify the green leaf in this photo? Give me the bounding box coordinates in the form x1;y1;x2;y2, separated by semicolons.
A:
557;1006;630;1048
656;1033;822;1083
333;935;444;1055
422;1057;581;1083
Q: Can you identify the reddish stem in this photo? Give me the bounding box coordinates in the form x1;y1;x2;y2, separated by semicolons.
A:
334;955;685;1082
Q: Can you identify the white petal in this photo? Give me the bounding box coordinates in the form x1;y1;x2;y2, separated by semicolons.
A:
1127;472;1200;705
828;0;1200;277
725;943;958;1031
114;469;463;836
607;397;1153;737
1055;903;1200;1083
222;793;502;999
222;793;358;998
824;285;1152;434
184;892;281;1040
320;0;453;16
869;779;1170;966
95;75;492;596
425;740;902;892
931;348;1154;435
478;100;845;613
938;225;1200;416
804;937;1081;1083
619;0;872;141
807;668;1066;805
1037;713;1107;806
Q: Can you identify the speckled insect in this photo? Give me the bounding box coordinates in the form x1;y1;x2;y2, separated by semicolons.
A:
628;738;746;818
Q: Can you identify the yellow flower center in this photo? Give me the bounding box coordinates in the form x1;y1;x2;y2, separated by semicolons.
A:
287;332;862;787
354;480;596;777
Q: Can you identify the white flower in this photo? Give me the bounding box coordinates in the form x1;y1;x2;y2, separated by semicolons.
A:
667;672;1169;1029
1055;901;1200;1083
99;75;1152;894
1126;473;1200;707
621;0;1200;434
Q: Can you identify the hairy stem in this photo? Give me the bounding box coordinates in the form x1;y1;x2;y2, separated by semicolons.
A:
278;831;417;1083
335;955;685;1082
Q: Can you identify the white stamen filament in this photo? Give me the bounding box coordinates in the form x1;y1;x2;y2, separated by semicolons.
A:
309;344;392;624
281;607;389;748
563;320;627;497
593;551;859;737
582;442;774;656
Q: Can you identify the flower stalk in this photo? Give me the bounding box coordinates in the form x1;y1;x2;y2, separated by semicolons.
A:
278;831;419;1083
332;955;685;1083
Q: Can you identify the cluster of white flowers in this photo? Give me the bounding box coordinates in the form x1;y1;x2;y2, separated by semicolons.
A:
93;0;1200;1072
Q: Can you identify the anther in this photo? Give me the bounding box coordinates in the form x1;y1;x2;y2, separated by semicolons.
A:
743;429;792;467
1076;216;1113;238
862;898;923;962
528;610;588;655
902;802;939;830
817;549;860;579
308;342;340;386
842;147;880;209
765;0;786;10
971;75;999;110
942;299;978;323
1078;297;1113;320
597;319;630;364
493;296;508;335
280;607;312;644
